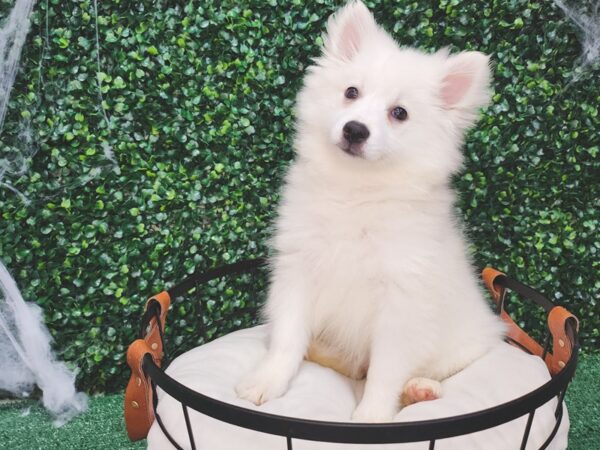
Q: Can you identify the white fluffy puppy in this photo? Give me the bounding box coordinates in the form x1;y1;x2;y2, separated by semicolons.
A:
236;0;504;422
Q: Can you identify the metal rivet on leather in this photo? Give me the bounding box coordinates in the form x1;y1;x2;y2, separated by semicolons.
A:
151;342;158;350
558;339;565;348
132;401;140;409
558;360;565;368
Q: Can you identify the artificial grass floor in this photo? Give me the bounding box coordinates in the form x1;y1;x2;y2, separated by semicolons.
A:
0;354;598;450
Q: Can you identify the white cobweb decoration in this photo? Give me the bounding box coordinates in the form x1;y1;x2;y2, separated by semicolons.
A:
554;0;600;68
0;0;37;202
0;0;36;132
0;261;88;426
1;0;87;426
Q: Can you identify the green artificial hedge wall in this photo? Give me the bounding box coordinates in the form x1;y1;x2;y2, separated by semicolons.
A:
0;0;598;392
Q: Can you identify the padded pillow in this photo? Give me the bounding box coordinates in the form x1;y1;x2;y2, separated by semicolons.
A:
147;326;568;450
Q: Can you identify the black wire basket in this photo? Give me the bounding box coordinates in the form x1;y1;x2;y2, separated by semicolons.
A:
124;259;579;450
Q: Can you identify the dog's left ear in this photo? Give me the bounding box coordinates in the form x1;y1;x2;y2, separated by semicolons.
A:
440;51;491;128
323;1;378;61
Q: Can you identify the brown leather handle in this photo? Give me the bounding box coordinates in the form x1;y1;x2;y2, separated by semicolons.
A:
144;291;171;363
125;340;156;441
481;267;545;358
482;267;505;304
546;306;579;375
482;267;579;375
124;290;171;441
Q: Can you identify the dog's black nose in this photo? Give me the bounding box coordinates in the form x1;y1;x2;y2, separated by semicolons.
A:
343;121;370;144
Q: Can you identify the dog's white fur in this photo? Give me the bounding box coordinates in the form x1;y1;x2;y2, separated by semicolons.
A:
236;1;504;422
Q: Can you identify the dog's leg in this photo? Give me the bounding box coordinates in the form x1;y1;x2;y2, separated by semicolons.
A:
235;273;309;405
352;292;434;422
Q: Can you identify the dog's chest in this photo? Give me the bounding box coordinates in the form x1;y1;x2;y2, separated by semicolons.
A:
296;197;428;274
292;200;421;334
275;182;448;365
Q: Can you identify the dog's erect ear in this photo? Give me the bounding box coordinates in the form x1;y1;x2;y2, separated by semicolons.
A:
440;51;491;127
323;1;378;60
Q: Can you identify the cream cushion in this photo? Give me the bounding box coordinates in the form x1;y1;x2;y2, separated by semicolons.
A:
147;326;568;450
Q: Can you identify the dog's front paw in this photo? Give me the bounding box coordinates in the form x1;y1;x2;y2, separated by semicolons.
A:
351;399;397;423
235;363;291;406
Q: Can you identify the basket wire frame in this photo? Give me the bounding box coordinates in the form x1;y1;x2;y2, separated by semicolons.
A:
134;260;579;450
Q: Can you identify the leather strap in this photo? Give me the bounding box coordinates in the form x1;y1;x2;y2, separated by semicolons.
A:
482;267;505;303
125;340;158;440
546;306;579;375
144;291;171;363
481;267;578;375
124;291;171;441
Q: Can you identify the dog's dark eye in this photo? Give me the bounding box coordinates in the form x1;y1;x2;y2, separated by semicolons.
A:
391;106;408;121
345;87;359;99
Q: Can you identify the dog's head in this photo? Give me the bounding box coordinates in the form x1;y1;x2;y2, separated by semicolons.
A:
296;1;491;182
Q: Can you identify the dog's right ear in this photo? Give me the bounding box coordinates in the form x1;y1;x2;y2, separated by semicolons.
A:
323;1;378;61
